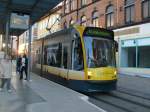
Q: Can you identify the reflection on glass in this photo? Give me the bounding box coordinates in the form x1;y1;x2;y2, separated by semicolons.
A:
84;36;116;68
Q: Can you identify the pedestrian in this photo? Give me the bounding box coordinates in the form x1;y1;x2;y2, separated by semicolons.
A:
20;54;28;80
0;54;12;92
16;55;22;74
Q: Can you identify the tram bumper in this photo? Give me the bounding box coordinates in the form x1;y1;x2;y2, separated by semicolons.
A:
68;79;117;92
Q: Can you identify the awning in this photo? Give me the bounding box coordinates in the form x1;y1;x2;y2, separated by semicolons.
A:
0;0;63;36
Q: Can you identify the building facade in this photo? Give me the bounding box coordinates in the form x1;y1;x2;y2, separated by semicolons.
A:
61;0;150;76
18;4;62;54
37;5;62;39
18;24;38;54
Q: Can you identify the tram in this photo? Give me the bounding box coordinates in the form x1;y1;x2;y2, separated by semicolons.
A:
32;25;117;92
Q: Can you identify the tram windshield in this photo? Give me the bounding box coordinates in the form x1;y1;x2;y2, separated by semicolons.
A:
84;36;116;68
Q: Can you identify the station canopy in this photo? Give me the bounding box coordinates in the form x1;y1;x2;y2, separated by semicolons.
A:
0;0;63;36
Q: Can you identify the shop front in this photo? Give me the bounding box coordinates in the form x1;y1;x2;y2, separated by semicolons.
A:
115;23;150;77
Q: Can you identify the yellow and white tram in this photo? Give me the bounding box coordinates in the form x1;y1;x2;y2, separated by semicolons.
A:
32;25;117;92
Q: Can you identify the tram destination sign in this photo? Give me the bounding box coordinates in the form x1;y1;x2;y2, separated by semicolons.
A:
83;27;114;40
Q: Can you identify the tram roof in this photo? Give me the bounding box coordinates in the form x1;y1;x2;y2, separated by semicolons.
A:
0;0;63;36
34;26;115;42
34;27;72;41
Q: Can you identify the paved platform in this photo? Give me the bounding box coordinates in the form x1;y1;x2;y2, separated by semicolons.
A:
1;61;150;112
0;71;105;112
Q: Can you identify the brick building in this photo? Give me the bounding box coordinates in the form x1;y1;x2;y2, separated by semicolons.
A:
37;5;62;39
61;0;150;76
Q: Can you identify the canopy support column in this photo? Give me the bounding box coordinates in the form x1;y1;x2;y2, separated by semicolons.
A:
5;15;10;55
27;22;32;81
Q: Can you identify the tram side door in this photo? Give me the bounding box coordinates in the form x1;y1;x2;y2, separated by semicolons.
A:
60;44;69;79
68;36;84;80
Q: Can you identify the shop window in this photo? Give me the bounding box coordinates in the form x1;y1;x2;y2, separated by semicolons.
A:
128;47;136;67
121;38;150;68
72;35;84;71
106;5;114;28
125;0;135;24
138;46;150;68
142;0;150;19
121;47;136;67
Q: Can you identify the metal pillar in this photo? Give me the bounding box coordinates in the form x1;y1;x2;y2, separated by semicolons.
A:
0;35;2;51
11;36;13;60
16;36;19;57
5;15;10;55
136;40;138;68
27;23;32;81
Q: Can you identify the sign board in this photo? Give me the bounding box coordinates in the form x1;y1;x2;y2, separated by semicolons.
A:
83;27;114;40
10;13;29;30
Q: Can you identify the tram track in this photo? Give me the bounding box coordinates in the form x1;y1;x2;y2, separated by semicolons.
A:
110;91;150;109
117;86;150;100
88;89;150;112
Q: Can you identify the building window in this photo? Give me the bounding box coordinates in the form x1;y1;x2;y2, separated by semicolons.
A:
64;0;69;13
81;0;87;7
92;0;98;2
81;16;87;26
142;0;150;19
69;19;74;26
70;0;75;11
106;5;114;28
125;0;135;24
92;11;99;27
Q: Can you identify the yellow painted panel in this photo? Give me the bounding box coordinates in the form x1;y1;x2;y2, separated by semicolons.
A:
74;25;88;80
87;67;117;80
42;65;48;72
59;68;68;79
36;64;41;69
47;66;60;76
68;70;84;80
73;25;85;38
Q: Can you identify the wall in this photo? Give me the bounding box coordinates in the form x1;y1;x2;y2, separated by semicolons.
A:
61;0;148;29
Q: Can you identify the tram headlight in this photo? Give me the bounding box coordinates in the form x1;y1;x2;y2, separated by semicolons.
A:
114;71;117;75
87;71;92;76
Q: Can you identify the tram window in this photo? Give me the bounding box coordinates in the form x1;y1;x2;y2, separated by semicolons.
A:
56;43;62;67
36;48;41;64
44;47;47;65
72;37;84;71
62;46;68;69
47;43;62;67
36;50;38;63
